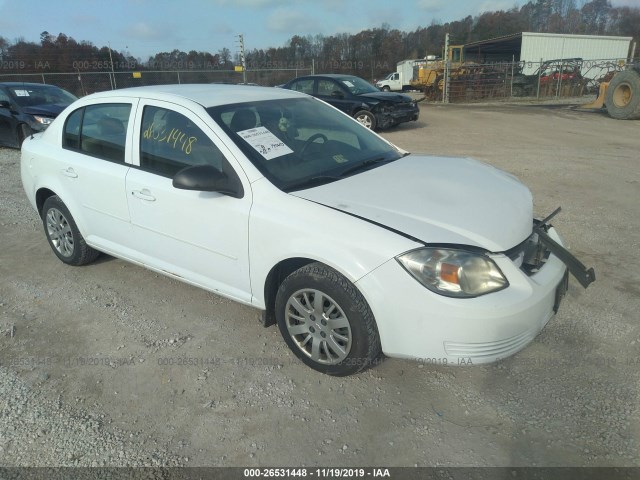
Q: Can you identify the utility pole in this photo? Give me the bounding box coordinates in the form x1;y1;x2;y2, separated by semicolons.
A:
238;34;247;84
108;42;117;90
443;33;450;104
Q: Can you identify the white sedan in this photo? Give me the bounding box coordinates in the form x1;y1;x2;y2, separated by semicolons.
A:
20;84;594;376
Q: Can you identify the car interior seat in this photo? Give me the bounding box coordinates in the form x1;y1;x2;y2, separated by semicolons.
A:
230;109;257;132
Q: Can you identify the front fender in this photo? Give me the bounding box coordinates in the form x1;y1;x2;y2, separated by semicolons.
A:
247;178;418;308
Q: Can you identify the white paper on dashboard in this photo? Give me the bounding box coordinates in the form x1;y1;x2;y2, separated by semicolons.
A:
237;126;293;160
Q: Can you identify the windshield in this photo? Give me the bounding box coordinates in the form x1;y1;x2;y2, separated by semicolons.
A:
208;97;402;192
337;77;380;95
8;85;77;108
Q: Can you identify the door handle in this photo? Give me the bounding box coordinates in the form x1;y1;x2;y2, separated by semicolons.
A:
131;189;156;202
60;167;78;178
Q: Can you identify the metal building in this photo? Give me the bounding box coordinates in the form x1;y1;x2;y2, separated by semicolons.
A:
464;32;633;77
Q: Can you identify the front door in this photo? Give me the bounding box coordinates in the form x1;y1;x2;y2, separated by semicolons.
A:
0;88;18;146
316;79;353;115
126;100;253;303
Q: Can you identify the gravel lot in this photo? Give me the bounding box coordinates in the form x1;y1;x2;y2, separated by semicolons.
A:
0;101;638;468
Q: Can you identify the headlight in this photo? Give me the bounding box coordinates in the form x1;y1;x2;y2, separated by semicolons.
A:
396;248;508;298
33;115;53;125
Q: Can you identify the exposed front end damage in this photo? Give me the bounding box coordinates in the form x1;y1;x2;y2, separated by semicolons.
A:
373;101;420;130
506;207;595;289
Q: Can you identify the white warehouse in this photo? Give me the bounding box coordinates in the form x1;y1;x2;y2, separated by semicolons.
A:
464;32;634;77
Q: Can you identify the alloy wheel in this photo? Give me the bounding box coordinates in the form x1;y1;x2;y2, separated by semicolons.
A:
46;208;74;257
284;289;352;365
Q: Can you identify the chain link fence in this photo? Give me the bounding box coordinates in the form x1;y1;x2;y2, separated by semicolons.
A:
0;57;629;103
0;68;313;97
428;57;628;103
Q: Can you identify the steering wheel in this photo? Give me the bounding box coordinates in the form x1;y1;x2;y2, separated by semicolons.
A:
299;133;328;159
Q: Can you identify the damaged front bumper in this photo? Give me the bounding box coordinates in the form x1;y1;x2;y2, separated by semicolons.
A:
525;207;595;289
534;208;595;288
376;102;420;129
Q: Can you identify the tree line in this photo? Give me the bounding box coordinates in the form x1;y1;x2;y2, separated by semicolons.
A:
0;0;638;83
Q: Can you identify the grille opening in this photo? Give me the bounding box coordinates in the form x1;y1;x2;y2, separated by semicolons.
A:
505;232;551;276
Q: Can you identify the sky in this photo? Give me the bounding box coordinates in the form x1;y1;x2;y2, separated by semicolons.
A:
0;0;638;60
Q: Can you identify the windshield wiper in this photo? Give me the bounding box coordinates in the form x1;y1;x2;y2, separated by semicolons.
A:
285;154;408;192
337;157;392;178
285;175;341;192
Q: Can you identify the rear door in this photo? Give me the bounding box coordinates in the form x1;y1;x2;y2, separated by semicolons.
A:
58;100;135;250
125;100;253;303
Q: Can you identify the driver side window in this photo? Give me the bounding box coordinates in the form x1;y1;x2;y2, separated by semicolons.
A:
317;80;339;96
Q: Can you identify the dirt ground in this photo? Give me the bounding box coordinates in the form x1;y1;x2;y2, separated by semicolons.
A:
0;101;638;467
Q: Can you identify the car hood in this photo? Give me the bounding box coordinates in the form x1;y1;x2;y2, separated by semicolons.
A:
22;103;68;117
359;92;413;103
291;155;533;252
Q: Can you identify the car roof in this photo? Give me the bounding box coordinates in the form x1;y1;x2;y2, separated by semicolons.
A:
82;84;305;108
293;74;358;79
0;82;67;88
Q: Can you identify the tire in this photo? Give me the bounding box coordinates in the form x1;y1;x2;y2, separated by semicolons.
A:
381;86;391;92
275;263;382;376
17;124;32;147
353;110;376;130
512;84;526;97
605;69;640;120
41;196;100;266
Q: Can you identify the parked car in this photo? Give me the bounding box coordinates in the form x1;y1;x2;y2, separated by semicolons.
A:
0;82;77;148
21;84;594;376
512;58;583;97
281;74;419;130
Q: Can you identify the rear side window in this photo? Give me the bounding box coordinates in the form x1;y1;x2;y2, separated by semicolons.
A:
288;79;314;94
139;106;226;178
63;103;131;162
63;108;83;149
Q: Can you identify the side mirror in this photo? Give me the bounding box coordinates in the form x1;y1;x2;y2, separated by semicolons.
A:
330;91;345;99
172;164;244;198
0;100;11;110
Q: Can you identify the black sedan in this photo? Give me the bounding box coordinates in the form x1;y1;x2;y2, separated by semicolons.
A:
281;74;419;130
0;82;77;148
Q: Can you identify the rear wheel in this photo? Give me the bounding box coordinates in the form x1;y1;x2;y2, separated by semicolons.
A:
354;110;376;130
605;69;640;120
275;263;381;376
42;196;100;266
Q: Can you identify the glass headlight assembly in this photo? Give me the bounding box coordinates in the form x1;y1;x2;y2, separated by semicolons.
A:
396;248;508;298
33;115;54;126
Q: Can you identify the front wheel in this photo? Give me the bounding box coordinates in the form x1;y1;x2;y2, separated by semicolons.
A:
275;263;381;376
42;196;100;266
353;110;376;130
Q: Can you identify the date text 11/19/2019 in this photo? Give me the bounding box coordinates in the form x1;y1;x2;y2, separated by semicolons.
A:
243;468;391;478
